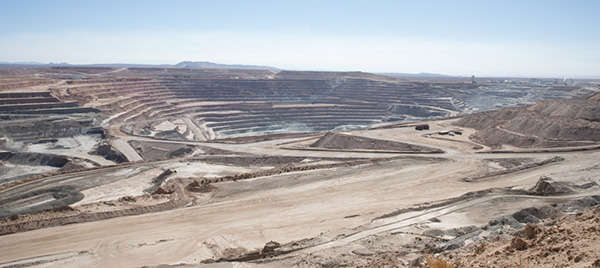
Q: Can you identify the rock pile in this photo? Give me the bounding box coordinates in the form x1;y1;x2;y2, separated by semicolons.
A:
447;198;600;267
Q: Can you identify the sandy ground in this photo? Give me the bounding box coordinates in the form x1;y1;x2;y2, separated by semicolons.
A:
72;168;164;205
24;135;114;166
1;121;599;267
110;139;143;162
0;164;58;184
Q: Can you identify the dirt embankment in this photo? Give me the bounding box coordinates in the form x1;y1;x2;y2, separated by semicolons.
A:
463;156;565;182
0;120;97;143
0;181;190;236
187;155;445;185
309;133;443;153
193;155;361;167
0;152;69;167
211;132;321;144
455;97;600;148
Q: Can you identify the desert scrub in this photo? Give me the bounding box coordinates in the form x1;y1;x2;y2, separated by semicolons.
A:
426;255;455;268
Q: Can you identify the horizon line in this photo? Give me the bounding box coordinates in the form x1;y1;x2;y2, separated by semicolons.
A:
1;61;600;80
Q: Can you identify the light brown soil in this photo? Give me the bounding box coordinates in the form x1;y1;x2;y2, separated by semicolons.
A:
0;70;599;268
455;96;600;149
451;206;600;268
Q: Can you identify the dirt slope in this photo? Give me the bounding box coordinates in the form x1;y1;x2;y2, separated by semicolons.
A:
455;96;600;148
310;133;442;153
589;92;600;101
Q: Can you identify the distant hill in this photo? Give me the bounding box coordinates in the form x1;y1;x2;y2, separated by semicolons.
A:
0;61;280;71
378;72;448;78
174;61;280;71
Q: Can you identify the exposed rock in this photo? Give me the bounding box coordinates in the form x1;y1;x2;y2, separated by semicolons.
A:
510;236;528;250
528;176;572;196
186;181;216;193
489;215;524;229
93;143;128;163
388;105;448;118
155;130;186;141
49;205;75;213
415;124;430;131
145;169;174;194
168;147;193;158
512;207;547;224
118;196;136;203
555;196;600;213
524;223;540;239
261;241;281;254
58;161;87;172
152;187;173;195
0;152;69;167
441;202;600;268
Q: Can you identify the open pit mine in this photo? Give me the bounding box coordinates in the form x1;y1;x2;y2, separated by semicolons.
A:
0;66;600;267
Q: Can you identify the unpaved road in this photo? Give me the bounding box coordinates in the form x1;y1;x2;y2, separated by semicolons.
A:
110;139;143;162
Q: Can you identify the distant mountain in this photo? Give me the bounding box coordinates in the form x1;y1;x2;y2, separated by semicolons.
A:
0;61;281;71
86;63;175;68
378;72;448;78
174;61;280;71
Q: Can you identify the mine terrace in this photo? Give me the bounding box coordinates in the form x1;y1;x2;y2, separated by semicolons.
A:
0;66;600;267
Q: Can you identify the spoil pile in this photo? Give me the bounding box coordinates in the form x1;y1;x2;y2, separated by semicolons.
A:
455;95;600;148
528;176;573;196
310;133;442;153
451;203;600;268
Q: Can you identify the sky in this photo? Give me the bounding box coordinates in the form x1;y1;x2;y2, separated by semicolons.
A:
1;0;599;77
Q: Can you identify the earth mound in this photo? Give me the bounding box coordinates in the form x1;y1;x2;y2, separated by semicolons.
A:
528;176;573;196
309;133;442;153
454;95;600;148
589;92;600;101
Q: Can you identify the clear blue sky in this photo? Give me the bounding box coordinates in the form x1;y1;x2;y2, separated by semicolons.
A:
1;0;599;77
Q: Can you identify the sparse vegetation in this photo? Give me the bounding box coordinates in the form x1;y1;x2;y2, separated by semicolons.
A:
425;255;455;268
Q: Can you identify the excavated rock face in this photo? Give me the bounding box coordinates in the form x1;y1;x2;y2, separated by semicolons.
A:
93;143;127;163
0;152;69;167
512;207;547;224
